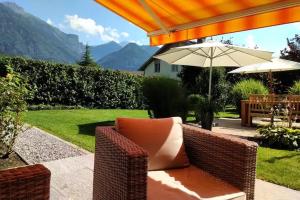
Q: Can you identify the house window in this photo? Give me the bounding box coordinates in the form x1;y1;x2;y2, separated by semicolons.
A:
154;59;160;73
171;65;179;72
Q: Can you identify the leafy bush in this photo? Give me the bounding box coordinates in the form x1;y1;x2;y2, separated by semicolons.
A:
0;56;144;109
289;80;300;95
258;126;300;150
187;94;217;130
179;67;230;110
142;77;187;120
0;71;28;158
232;79;268;114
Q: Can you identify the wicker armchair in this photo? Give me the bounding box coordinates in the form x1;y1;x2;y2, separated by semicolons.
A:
0;164;51;200
93;124;258;200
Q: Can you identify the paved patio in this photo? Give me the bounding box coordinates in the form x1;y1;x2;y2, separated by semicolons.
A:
212;118;258;138
212;118;300;138
43;154;300;200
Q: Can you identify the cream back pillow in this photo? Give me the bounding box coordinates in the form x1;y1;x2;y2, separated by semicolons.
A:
116;117;190;170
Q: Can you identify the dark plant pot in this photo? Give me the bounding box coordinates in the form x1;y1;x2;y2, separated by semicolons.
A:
201;112;214;131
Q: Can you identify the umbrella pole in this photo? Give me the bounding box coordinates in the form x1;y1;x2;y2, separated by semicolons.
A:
268;71;274;94
208;66;212;100
208;51;213;101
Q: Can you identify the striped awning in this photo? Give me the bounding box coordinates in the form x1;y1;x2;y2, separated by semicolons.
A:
95;0;300;46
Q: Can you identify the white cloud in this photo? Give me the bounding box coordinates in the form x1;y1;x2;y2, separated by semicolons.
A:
46;18;53;25
246;35;256;49
121;32;129;37
64;15;129;43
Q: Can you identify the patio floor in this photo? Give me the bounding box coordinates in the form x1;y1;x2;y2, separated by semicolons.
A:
212;118;258;138
212;118;300;138
42;154;300;200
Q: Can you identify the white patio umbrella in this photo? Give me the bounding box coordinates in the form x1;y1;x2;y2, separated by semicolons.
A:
228;58;300;92
154;40;273;100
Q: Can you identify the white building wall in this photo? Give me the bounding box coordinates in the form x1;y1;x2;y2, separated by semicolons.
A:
144;60;182;80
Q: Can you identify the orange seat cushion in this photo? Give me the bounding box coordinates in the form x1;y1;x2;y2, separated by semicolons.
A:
147;165;246;200
116;117;190;170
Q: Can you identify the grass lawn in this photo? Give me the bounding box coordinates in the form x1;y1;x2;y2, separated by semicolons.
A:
257;147;300;190
215;111;239;118
216;105;239;118
24;109;148;152
24;109;300;190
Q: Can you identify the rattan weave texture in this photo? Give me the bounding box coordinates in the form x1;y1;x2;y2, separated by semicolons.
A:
0;164;51;200
93;126;148;200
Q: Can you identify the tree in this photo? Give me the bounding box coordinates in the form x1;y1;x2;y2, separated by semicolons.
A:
281;34;300;62
276;34;300;93
78;44;98;67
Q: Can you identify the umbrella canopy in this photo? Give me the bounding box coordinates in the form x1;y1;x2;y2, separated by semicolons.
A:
228;58;300;74
154;40;273;99
228;58;300;93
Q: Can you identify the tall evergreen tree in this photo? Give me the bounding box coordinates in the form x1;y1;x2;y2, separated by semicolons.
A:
78;44;98;67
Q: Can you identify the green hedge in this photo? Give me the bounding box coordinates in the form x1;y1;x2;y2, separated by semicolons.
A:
142;77;187;120
0;56;144;109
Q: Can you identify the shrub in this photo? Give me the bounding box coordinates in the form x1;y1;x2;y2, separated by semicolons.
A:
258;126;300;150
289;80;300;95
142;77;187;120
0;71;28;158
232;79;268;114
0;56;144;109
187;94;217;130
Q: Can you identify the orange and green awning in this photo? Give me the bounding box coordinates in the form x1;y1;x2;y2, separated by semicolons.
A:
95;0;300;46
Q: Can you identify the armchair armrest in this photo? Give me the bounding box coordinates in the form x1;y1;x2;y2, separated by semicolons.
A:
183;125;258;200
93;126;148;200
0;164;51;200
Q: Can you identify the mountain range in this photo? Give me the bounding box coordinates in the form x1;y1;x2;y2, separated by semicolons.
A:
94;42;158;71
0;2;83;63
0;2;159;70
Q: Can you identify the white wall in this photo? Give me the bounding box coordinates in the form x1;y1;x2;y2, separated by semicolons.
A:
144;60;182;80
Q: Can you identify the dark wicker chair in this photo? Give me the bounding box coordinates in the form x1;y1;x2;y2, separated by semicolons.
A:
0;164;51;200
93;125;258;200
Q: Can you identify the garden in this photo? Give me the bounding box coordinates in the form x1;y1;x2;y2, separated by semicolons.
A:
1;36;300;191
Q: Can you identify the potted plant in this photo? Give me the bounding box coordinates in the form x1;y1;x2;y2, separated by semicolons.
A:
187;94;218;130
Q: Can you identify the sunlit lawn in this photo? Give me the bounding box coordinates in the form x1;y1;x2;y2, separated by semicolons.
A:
24;109;299;190
24;109;148;152
257;147;300;190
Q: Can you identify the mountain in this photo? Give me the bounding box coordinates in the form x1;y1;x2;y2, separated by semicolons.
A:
97;43;159;71
141;45;160;55
90;41;122;61
119;41;129;47
0;2;83;63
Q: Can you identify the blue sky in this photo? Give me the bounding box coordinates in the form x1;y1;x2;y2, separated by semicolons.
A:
2;0;300;56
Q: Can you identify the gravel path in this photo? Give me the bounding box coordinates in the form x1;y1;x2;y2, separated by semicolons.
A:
14;127;87;164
